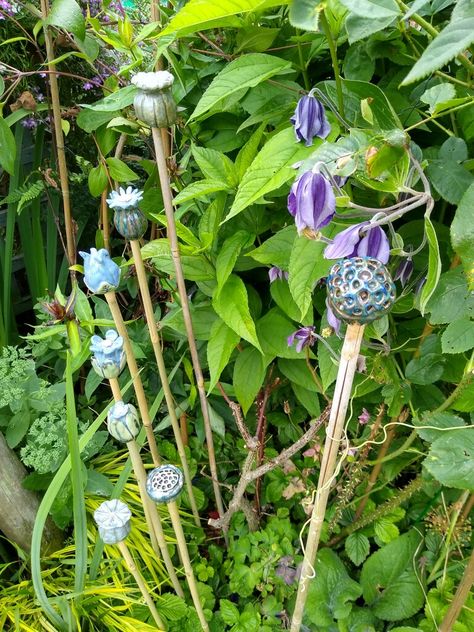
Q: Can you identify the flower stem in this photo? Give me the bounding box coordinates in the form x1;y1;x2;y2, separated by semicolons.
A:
296;30;310;91
319;12;345;120
151;126;226;541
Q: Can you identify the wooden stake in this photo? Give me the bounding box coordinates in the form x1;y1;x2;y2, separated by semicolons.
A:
130;239;200;526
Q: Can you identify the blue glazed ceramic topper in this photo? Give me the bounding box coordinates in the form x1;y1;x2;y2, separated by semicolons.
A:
146;465;184;504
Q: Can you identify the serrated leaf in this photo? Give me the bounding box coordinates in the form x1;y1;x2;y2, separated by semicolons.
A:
289;0;322;30
420;83;456;114
426;160;474;205
226;128;316;221
419;217;442;315
213;275;261;350
424;428;474;489
247;225;296;268
207;319;240;392
426;268;474;324
414;411;466;442
45;0;85;40
158;594;187;621
345;532;370;566
402;18;474;85
192;144;237;186
80;85;136;112
451;182;474;289
220;599;240;625
340;0;400;18
190;53;291;121
173;179;231;205
441;318;474;354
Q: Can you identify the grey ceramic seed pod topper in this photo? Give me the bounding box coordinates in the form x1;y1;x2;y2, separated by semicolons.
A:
327;256;395;324
146;464;184;504
94;499;132;545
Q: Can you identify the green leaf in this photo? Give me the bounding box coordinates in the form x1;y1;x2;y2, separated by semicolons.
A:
158;594;187;621
207;319;240;392
160;0;285;37
289;235;331;319
6;409;31;449
247;225;296;269
451;182;474;289
45;0;85;40
289;0;322;30
346;13;395;43
345;532;370;566
340;0;400;18
76;108;119;133
424;428;474;489
190;53;292;121
361;531;424;620
441;318;474;354
405;353;445;385
420;83;456;114
88;163;108;197
414;411;466;443
173;179;232;205
235;123;265;181
220;598;240;626
426;160;474;205
305;549;362;627
402;18;474;85
292;382;321;416
226;128;316;221
256;308;302;359
105;157;139;182
419;217;442;315
374;518;399;543
213;275;261;350
141;239;216;281
192;144;237;186
79;85;136;111
271;279;311;323
233;346;270;414
0;117;16;175
426;268;474;324
216;230;254;289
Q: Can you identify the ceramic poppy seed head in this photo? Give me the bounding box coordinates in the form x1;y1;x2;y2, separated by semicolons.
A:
327;257;395;324
146;465;184;504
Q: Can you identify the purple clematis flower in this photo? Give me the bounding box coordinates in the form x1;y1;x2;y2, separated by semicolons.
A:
288;326;317;353
394;257;413;287
324;221;390;264
326;299;341;334
269;266;289;283
291;94;330;146
288;169;336;235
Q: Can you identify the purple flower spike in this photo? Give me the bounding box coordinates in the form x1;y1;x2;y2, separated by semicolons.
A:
324;222;390;264
291;94;330;146
269;266;289;283
288;170;336;235
288;326;317;353
394;258;413;287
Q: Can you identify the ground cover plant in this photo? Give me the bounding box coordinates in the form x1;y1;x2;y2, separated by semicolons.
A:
0;0;473;630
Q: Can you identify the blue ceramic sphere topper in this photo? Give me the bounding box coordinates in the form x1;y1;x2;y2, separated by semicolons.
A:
79;248;120;294
107;186;148;241
90;329;126;379
94;499;132;545
146;465;184;504
327;257;395;325
107;401;141;443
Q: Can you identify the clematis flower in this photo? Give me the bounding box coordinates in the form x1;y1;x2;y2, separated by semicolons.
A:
324;222;390;264
394;257;413;287
291;93;330;146
107;186;143;211
269;266;289;283
287;326;317;353
288;169;336;234
326;299;341;335
358;408;370;424
79;248;120;294
90;329;126;379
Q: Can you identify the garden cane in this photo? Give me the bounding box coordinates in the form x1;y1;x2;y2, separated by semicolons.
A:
94;499;166;630
131;71;226;536
106;186;200;526
147;465;210;632
291;257;395;632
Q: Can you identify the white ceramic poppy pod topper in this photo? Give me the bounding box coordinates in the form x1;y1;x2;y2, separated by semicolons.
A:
131;71;177;128
146;464;184;504
94;499;132;545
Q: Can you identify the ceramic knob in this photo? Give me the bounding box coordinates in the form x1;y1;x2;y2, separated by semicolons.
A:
131;71;177;128
94;499;131;544
90;329;126;379
146;465;184;504
327;256;395;324
107;401;140;443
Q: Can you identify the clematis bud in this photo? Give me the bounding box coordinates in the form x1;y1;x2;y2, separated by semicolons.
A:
324;222;390;264
90;329;126;379
94;499;131;545
269;266;289;283
131;71;176;128
288;169;336;235
79;248;120;294
291;94;330;146
394;257;413;287
107;186;147;241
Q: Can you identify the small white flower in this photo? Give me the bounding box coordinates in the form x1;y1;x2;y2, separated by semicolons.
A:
107;186;143;210
131;71;174;92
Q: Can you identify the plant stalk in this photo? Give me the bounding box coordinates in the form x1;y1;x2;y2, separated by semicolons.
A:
319;12;345;119
117;540;167;630
129;239;201;526
439;547;474;631
105;291;161;466
291;323;365;632
151;127;226;537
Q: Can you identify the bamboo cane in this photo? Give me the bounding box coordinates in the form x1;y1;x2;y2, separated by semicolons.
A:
291;257;395;631
439;546;474;632
147;465;210;631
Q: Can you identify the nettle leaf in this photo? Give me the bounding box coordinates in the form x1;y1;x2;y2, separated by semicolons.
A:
361;531;424;621
424;428;474;489
158;594;187;621
405;353;445;385
441;318;474;354
451;183;474;289
213;275;261;350
426;268;474;324
414;411;466;443
45;0;85;40
190;53;291;121
420;83;456;113
339;0;400;19
345;532;370;566
233;346;272;414
426;160;474;205
289;0;323;30
304;549;362;627
346;13;396;43
226;127;317;221
419;217;442;316
247;225;296;269
207;318;240;392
